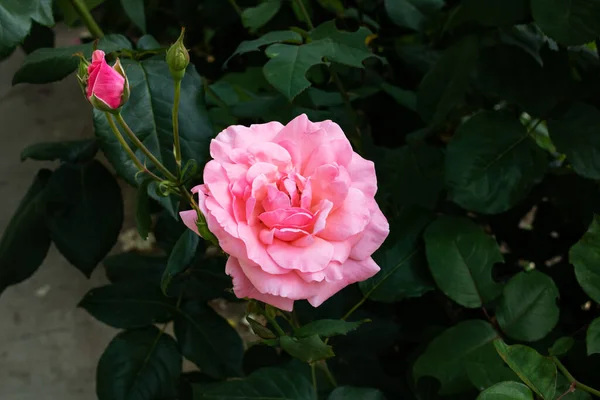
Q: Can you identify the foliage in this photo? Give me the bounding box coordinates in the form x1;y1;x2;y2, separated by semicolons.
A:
3;0;600;399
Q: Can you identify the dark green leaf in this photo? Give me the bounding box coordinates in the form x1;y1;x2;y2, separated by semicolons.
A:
548;103;600;180
79;282;175;328
328;387;386;400
496;271;559;342
32;0;54;26
136;35;160;50
414;320;500;395
193;367;316;399
380;82;417;111
121;0;146;32
424;215;503;308
135;179;152;240
242;0;282;30
532;0;600;45
46;161;123;277
466;343;520;391
445;110;547;214
586;317;600;355
162;230;199;295
463;0;529;26
20;139;98;162
0;0;43;49
359;207;435;302
227;30;303;66
13;34;132;85
549;337;575;357
317;0;345;14
263;21;378;100
247;316;277;339
0;170;52;294
494;340;557;400
570;215;600;304
384;0;444;30
417;36;479;125
104;253;166;284
294;319;365;338
97;327;182;400
476;382;534;400
93;59;212;185
376;143;444;210
174;301;244;378
280;335;335;363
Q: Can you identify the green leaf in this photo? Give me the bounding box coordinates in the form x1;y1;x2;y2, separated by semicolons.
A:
294;319;365;338
93;59;212;186
121;0;146;32
45;161;123;277
380;82;417;111
466;344;520;391
570;215;600;304
463;0;529;26
317;0;345;14
417;36;478;125
162;230;199;295
532;0;600;45
97;327;182;400
0;0;41;49
384;0;444;31
136;34;160;50
548;103;600;180
79;282;176;328
359;207;435;302
247;316;277;339
242;0;282;30
0;170;52;294
263;21;377;100
494;340;557;400
280;335;335;363
193;367;316;399
477;382;534;400
549;337;575;357
328;387;386;400
135;179;152;240
13;34;132;85
32;0;54;26
226;30;303;66
174;301;244;378
477;45;571;118
445;110;547;214
413;320;500;395
424;215;504;308
20;139;98;163
587;318;600;356
496;271;559;342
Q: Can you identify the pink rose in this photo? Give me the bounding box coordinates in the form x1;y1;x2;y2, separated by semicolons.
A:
180;115;389;311
86;50;128;110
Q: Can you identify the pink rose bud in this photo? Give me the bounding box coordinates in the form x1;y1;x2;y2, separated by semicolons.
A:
180;114;390;311
86;50;129;112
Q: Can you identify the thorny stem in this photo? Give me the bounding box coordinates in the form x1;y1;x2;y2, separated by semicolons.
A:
104;113;162;182
115;113;178;182
172;79;183;174
69;0;104;39
552;356;600;397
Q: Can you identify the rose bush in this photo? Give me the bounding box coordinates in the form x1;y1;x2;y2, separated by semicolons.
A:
181;115;389;310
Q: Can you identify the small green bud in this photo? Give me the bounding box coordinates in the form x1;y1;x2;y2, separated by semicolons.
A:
166;28;190;81
74;53;89;97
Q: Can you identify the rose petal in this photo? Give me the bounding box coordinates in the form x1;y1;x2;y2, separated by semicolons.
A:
309;164;351;209
318;188;370;241
210;121;284;162
347;152;377;198
179;209;199;235
303;138;353;176
350;201;390;260
88;57;125;109
267;237;333;273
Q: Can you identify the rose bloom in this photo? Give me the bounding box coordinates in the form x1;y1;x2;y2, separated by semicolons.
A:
181;115;389;311
86;50;126;110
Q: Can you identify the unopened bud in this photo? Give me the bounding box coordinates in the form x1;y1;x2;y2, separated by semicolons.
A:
166;28;189;81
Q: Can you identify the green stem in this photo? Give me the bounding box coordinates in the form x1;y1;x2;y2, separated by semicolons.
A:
553;357;600;397
104;113;162;182
311;363;318;395
294;0;314;30
265;313;286;337
115;113;178;182
319;361;338;387
172;79;182;173
227;0;242;16
69;0;104;39
330;66;362;146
